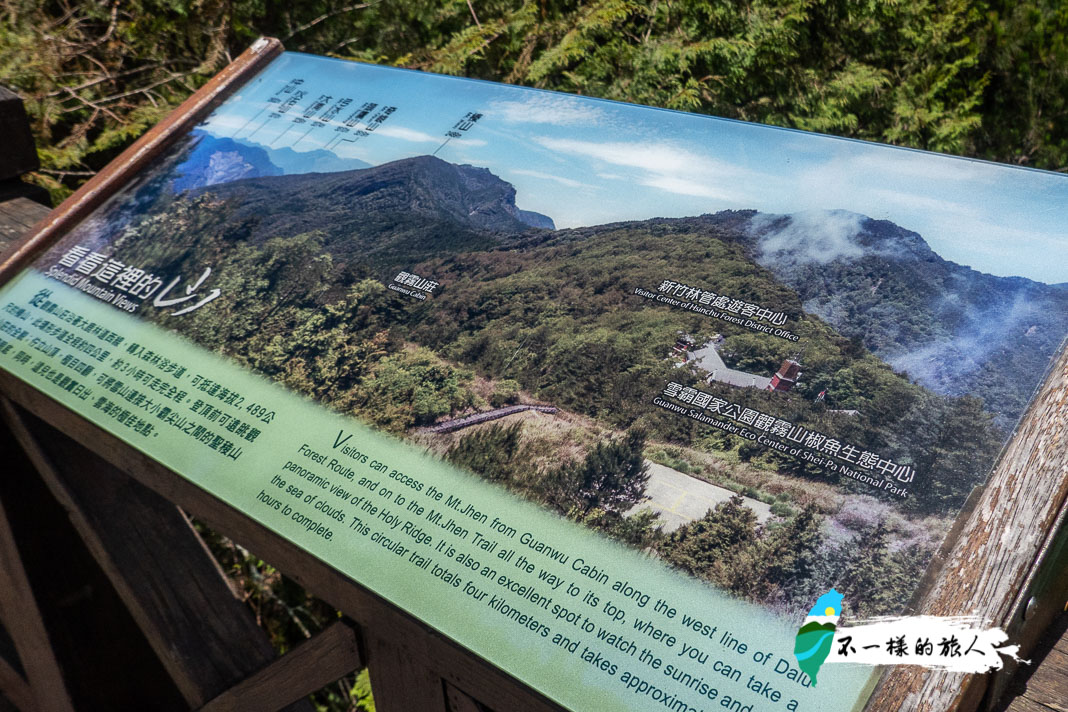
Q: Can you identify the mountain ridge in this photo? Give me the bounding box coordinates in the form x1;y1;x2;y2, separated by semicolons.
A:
163;154;1065;428
173;131;380;192
233;136;372;175
192;153;555;232
549;209;1066;427
184;154;554;269
741;209;1068;429
172;134;283;192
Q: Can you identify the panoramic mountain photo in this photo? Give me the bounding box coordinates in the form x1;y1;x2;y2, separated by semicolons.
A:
35;56;1068;620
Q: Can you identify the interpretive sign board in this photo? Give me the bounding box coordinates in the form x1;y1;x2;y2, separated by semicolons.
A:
2;44;1067;712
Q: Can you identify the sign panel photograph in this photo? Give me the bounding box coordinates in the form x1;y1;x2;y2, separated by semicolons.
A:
1;47;1066;712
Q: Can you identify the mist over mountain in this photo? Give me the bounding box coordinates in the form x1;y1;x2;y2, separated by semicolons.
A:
738;209;1068;428
550;208;1066;428
144;151;1067;428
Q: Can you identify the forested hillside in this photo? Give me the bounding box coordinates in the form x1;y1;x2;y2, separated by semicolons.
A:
63;157;1005;517
550;210;1068;429
406;219;1004;515
7;4;1066;708
186;155;554;253
742;211;1068;428
36;153;1007;632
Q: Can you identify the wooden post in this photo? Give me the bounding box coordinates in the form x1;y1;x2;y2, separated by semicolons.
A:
0;368;566;712
0;87;49;209
0;409;209;710
197;621;363;712
4;34;1063;712
0;425;76;712
0;88;38;182
866;346;1068;711
365;633;449;712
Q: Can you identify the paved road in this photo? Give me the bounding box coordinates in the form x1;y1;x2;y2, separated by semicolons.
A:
628;461;773;531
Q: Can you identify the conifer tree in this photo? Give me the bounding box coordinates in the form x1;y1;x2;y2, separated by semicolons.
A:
447;422;525;483
755;505;825;600
838;519;907;617
658;495;759;591
543;428;650;517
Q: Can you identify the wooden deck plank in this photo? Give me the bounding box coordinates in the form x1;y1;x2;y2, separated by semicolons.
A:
1023;654;1068;711
0;198;49;255
0;628;22;681
1003;697;1062;712
1055;628;1068;657
996;609;1068;712
1010;644;1068;712
0;199;47;228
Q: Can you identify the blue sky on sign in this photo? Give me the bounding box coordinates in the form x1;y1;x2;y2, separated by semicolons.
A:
198;52;1068;284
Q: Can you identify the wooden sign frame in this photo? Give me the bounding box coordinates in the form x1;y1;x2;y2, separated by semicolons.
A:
0;37;1065;712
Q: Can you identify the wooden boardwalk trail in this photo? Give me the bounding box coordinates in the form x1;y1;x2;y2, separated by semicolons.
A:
423;404;558;434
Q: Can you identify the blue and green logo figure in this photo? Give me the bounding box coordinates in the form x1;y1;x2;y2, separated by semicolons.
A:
793;589;843;686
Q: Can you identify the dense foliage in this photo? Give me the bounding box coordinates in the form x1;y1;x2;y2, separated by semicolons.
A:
57;153;995;631
407;222;1003;514
659;497;925;617
2;0;1068;203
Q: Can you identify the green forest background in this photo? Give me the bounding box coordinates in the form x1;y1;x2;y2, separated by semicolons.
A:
4;2;1066;710
3;0;1068;204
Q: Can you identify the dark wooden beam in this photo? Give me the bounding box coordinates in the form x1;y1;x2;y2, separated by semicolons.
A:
0;88;38;182
0;654;34;712
0;401;191;711
446;682;492;712
0;430;75;712
1;401;317;709
365;632;449;712
197;621;362;712
0;626;33;712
